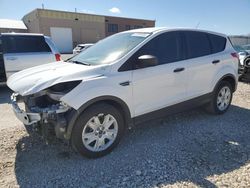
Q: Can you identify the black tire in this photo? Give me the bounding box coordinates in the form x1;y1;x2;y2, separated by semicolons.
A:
71;103;125;158
205;81;233;115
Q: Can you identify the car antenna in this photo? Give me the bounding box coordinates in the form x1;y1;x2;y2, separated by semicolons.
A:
195;22;200;29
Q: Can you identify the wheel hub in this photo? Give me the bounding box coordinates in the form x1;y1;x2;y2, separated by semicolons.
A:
95;127;106;137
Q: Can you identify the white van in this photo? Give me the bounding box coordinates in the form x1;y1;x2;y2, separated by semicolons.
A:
0;33;61;84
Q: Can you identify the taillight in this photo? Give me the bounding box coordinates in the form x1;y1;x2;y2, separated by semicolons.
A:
55;54;61;61
231;52;239;59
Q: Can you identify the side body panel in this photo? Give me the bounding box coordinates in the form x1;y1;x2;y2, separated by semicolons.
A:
185;52;235;99
61;71;134;117
132;61;188;117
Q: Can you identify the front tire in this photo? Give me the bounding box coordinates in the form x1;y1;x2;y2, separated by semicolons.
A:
205;81;233;115
71;103;125;158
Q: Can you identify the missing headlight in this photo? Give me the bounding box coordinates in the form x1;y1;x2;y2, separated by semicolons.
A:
49;80;82;93
46;80;82;101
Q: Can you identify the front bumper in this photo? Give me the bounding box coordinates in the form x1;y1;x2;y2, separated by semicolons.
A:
11;93;41;125
11;93;70;137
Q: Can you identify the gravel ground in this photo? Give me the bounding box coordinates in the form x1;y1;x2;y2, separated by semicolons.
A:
0;82;250;188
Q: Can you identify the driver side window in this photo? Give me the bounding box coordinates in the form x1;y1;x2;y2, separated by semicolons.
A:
119;31;183;71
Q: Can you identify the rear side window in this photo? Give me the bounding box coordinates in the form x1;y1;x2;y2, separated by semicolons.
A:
208;34;226;53
136;32;182;65
184;31;211;59
3;35;51;53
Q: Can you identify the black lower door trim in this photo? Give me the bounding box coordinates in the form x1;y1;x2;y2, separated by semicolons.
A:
133;92;213;125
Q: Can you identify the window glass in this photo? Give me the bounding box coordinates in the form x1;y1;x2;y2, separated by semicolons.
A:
3;36;51;53
134;25;143;29
108;24;118;33
70;32;151;65
136;32;181;65
125;25;131;30
185;31;211;59
208;34;226;53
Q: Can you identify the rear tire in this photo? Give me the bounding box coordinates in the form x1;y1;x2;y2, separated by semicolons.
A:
205;81;233;115
71;103;125;158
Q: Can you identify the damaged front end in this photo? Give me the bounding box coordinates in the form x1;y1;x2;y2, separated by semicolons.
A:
11;81;81;141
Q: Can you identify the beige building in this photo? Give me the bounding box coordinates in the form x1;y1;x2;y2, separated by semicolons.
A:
229;35;250;46
105;16;155;37
22;9;155;53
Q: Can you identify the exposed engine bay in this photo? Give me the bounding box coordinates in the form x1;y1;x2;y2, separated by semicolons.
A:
11;81;81;142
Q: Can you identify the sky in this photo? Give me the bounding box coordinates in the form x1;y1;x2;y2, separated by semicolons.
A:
0;0;250;35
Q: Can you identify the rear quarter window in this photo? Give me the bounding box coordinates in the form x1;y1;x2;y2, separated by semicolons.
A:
208;34;226;53
184;31;211;59
2;35;51;53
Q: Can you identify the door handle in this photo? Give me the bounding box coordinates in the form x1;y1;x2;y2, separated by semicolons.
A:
173;68;185;73
212;60;220;64
6;57;17;61
119;81;131;86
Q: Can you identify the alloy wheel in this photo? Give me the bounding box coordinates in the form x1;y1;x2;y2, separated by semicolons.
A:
217;86;231;111
82;114;118;152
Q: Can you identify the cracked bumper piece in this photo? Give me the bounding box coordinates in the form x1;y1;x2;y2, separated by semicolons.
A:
11;93;71;139
11;93;41;125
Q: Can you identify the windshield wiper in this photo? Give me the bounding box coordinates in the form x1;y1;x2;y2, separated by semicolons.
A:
68;60;91;66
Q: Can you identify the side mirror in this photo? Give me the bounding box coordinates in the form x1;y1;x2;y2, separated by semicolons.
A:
137;55;158;68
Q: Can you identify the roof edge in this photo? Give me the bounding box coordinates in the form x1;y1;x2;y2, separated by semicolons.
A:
23;8;155;22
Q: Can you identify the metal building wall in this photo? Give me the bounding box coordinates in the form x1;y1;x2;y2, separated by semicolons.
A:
229;36;250;46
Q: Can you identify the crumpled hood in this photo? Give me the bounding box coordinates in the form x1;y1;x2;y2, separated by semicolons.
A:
7;61;109;96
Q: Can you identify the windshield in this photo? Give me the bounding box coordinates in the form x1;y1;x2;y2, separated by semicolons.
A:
69;32;151;65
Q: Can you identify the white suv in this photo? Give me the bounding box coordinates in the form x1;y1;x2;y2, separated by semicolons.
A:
8;28;239;158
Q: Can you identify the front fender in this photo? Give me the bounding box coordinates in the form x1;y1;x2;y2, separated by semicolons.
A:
61;76;133;113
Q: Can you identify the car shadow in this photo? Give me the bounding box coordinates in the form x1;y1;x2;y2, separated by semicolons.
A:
14;105;250;187
0;86;12;104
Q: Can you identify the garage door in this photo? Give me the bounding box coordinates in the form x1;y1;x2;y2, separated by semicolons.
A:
50;27;73;53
